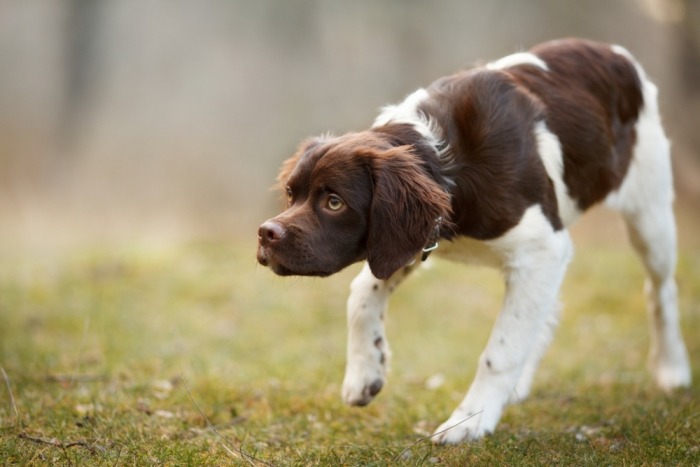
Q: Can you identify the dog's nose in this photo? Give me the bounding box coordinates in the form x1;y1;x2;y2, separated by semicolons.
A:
258;221;286;245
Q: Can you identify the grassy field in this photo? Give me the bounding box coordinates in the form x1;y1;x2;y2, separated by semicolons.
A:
1;227;699;465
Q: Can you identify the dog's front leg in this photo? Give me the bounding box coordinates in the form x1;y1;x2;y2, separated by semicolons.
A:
433;214;572;443
342;262;413;406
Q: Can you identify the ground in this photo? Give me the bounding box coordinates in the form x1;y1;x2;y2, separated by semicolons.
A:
0;208;698;465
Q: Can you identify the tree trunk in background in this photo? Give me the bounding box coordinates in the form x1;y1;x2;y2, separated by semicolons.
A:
60;0;101;155
673;0;700;201
680;0;700;96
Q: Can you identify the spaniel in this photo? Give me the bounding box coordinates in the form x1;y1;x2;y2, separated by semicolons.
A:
256;39;691;443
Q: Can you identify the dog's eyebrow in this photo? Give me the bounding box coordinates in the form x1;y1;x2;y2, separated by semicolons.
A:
288;146;325;185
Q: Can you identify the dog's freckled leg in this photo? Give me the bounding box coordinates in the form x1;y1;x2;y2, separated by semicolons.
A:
374;337;386;365
342;262;414;406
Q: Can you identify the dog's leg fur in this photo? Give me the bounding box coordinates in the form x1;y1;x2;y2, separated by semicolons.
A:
342;262;414;406
433;206;573;443
627;210;691;391
606;76;691;391
509;300;562;404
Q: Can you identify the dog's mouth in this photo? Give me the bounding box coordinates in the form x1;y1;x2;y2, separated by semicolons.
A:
257;245;333;277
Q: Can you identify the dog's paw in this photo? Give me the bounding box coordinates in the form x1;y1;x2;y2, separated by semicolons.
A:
342;336;389;406
342;354;385;406
342;352;387;406
649;350;692;392
342;374;384;406
431;405;501;444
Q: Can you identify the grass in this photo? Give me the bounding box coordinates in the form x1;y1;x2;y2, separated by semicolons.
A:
0;236;698;465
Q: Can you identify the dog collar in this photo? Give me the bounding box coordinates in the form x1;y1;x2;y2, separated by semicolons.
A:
421;216;443;261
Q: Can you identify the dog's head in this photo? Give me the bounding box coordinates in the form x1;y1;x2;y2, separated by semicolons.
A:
257;131;452;280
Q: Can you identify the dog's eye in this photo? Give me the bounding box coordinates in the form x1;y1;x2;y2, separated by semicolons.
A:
326;195;344;211
285;186;293;204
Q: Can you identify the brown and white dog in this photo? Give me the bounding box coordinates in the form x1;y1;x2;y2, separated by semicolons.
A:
256;39;691;443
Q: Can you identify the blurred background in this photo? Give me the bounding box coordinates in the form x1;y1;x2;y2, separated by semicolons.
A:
1;0;699;252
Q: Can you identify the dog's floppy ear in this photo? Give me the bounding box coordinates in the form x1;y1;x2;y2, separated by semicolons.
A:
366;146;452;280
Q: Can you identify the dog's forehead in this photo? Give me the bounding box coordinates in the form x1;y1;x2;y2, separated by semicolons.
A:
283;138;326;187
291;133;378;185
296;139;327;170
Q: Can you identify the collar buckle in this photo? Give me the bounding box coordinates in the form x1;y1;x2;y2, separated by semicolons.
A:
421;216;443;262
421;242;438;261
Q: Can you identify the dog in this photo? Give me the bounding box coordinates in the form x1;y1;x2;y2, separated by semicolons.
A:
256;38;691;443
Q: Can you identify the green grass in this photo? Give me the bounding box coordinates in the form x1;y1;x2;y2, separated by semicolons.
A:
0;240;698;465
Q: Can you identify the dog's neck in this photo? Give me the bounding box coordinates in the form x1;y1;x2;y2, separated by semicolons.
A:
370;123;454;189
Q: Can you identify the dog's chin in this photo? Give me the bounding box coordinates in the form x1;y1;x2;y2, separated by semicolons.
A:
267;261;334;278
274;264;333;277
258;251;335;277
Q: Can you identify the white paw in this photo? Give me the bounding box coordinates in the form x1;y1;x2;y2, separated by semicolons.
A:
649;349;692;392
342;345;389;406
342;365;384;406
431;407;500;444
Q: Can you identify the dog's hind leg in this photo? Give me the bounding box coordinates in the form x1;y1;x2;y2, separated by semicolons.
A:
342;262;415;406
605;77;691;391
619;202;691;391
615;201;691;391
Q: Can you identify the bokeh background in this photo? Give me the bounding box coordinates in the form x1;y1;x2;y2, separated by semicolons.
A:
1;0;699;252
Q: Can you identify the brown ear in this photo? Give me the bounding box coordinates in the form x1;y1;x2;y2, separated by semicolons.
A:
366;146;452;280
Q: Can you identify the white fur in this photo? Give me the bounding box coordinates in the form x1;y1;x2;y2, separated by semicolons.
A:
373;88;452;161
486;52;549;71
373;88;430;129
535;121;581;225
